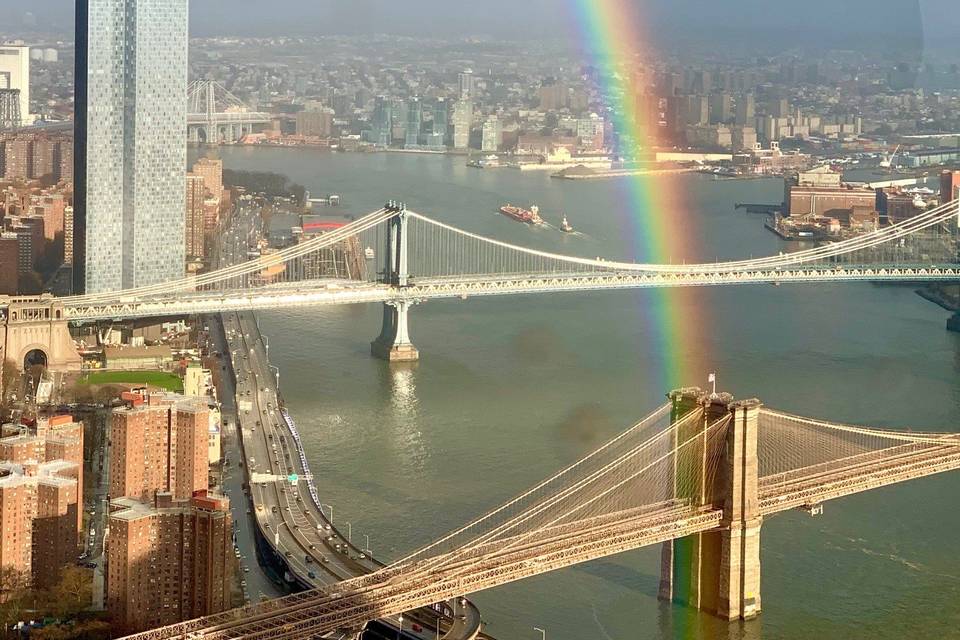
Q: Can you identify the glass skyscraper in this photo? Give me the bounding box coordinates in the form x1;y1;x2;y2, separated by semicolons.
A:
74;0;188;294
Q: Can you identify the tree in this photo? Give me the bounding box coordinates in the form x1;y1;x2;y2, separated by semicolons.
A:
0;567;31;636
0;359;19;409
41;566;92;619
31;620;111;640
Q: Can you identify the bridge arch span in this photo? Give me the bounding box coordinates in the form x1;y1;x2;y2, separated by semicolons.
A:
22;346;48;369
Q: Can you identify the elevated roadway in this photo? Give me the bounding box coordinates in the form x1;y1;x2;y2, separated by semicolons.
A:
213;204;484;640
223;311;484;639
57;264;960;323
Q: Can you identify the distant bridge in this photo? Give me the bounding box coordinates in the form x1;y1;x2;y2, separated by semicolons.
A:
187;80;271;144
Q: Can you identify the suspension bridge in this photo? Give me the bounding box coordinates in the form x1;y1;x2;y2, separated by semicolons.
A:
113;385;960;639
0;195;952;362
187;80;272;145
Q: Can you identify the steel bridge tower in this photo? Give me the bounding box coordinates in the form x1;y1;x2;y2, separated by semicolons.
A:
371;202;419;362
0;89;21;130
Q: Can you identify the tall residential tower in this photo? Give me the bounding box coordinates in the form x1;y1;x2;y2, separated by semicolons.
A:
74;0;189;294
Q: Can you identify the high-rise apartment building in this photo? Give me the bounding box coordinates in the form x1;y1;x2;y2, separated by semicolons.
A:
110;393;209;503
709;93;733;124
294;109;334;138
481;116;501;152
684;96;709;127
0;415;83;589
452;100;473;150
458;70;475;100
107;491;233;634
736;94;755;126
185;174;206;260
405;98;422;148
366;96;393;147
191;157;223;204
538;81;568;111
74;0;189;294
0;233;17;293
0;46;30;126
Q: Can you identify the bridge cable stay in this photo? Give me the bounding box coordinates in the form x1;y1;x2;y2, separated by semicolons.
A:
404;199;958;278
228;404;960;639
168;410;731;640
403;413;731;584
202;413;736;640
116;406;736;640
119;401;960;640
388;402;673;568
187;80;251;114
756;408;960;511
380;408;717;581
61;208;396;304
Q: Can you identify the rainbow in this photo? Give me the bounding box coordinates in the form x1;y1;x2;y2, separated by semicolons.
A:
568;0;709;392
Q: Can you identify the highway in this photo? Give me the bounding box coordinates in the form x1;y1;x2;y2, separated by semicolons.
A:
213;203;485;640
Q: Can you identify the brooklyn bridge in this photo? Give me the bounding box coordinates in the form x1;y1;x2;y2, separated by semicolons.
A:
114;385;960;639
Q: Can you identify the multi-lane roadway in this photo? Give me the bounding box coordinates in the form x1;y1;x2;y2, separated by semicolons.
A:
212;202;484;640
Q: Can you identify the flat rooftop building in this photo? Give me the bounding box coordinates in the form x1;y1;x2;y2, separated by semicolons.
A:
107;491;233;634
110;392;209;503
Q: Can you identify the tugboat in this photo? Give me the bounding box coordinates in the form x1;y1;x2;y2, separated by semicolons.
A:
499;204;545;225
559;215;574;233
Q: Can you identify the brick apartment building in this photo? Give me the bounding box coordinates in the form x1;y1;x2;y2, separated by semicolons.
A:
107;491;233;634
0;415;84;589
110;392;209;503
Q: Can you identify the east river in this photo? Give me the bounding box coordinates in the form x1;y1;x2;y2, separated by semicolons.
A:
211;147;960;640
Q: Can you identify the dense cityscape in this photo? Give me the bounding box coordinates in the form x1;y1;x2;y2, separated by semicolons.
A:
0;1;959;639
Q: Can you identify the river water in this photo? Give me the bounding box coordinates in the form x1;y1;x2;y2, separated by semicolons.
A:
212;147;960;640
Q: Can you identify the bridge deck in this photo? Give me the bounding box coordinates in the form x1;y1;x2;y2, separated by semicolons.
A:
760;441;960;514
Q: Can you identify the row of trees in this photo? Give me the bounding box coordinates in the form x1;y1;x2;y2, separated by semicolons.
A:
222;169;306;205
0;566;109;640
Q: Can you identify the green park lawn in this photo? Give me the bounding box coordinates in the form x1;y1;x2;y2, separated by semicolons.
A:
78;370;184;393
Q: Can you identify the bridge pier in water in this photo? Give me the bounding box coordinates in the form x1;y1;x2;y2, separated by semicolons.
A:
371;203;420;362
947;310;960;333
659;388;762;620
371;300;419;362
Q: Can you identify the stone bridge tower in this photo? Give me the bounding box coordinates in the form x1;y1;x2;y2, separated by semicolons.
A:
1;296;82;372
658;387;762;620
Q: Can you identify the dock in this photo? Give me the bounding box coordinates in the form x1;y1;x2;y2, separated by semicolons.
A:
736;202;781;215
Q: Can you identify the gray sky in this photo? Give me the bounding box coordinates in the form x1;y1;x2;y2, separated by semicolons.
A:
2;0;952;53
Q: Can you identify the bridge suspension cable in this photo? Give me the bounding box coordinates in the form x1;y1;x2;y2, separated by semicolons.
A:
56;197;959;315
389;403;673;568
60;208;395;305
116;397;960;640
405;198;958;277
757;408;960;501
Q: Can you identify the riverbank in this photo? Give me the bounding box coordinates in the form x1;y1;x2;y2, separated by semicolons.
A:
551;166;699;180
215;147;960;640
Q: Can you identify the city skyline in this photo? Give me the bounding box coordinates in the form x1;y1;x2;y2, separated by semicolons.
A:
3;2;960;639
1;0;952;47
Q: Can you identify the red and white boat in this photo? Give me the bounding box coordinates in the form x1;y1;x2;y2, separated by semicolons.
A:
499;204;544;225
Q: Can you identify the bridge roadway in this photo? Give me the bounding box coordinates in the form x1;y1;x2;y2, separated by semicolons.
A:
208;205;484;640
222;311;484;639
56;263;960;322
123;504;723;639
